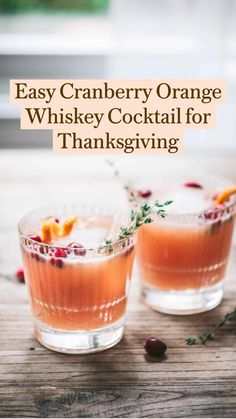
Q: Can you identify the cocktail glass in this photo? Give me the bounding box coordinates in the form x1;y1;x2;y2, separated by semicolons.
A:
128;173;236;314
19;203;136;353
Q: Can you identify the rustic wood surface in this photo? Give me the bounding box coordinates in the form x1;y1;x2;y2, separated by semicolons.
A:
0;150;236;418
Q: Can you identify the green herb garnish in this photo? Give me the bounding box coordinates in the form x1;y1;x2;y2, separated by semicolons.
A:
104;200;172;250
186;307;236;345
104;159;173;249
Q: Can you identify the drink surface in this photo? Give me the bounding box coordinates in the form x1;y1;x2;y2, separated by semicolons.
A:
21;214;135;331
136;180;235;291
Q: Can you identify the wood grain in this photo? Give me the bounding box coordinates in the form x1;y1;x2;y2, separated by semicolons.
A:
0;151;236;418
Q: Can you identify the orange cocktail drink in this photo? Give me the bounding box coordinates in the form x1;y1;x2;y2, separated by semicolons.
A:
19;204;135;353
130;174;235;314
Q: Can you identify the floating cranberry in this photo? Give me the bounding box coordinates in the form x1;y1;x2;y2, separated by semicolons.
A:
55;259;63;268
50;258;63;268
68;242;86;256
144;337;167;357
54;248;67;258
16;268;25;283
31;235;42;243
31;252;44;262
35;253;41;262
55;218;60;223
39;245;45;254
184;182;202;189
137;189;152;199
211;220;222;234
204;204;224;220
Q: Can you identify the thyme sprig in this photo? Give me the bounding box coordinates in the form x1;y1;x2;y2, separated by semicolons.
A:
105;200;173;248
106;159;120;178
105;159;173;248
186;307;236;345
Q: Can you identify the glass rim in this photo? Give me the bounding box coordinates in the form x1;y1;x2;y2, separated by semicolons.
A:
129;172;236;219
18;202;135;254
151;199;236;221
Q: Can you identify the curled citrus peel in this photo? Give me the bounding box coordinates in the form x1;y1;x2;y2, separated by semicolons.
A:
214;185;236;205
41;217;77;243
41;224;52;243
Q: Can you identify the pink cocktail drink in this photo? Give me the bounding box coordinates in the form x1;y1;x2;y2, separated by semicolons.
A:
19;204;135;353
130;174;235;314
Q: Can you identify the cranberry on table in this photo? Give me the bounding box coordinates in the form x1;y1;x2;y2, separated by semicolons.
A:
144;337;167;357
16;268;25;283
137;189;152;199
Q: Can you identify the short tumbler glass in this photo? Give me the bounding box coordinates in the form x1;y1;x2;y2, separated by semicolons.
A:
131;174;236;314
19;203;136;354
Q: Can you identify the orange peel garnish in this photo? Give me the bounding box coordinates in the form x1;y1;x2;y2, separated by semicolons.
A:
41;223;52;243
41;216;77;242
50;221;61;236
214;185;236;205
61;217;77;237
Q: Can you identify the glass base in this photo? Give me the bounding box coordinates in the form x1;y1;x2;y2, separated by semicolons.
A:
35;318;124;354
141;281;224;315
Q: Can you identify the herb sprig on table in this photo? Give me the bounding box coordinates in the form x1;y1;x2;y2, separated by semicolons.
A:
186;307;236;345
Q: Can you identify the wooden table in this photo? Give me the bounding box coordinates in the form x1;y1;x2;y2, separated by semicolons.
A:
1;150;236;418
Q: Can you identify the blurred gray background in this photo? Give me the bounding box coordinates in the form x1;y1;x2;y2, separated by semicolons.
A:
0;0;235;153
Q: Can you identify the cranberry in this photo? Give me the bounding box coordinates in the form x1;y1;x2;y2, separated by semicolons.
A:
68;242;86;256
31;252;41;261
137;189;152;199
54;249;67;258
203;212;215;221
184;182;202;189
50;258;55;266
55;218;60;223
16;268;25;283
144;337;167;357
50;258;63;268
184;182;203;189
204;204;224;220
30;235;42;243
55;259;63;268
39;245;45;254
